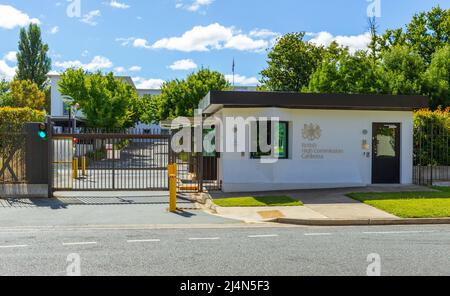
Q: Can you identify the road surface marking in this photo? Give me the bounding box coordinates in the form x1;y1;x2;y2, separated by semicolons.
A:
127;239;161;243
363;231;437;235
188;237;220;241
62;242;98;246
304;233;332;236
248;234;279;238
0;244;28;249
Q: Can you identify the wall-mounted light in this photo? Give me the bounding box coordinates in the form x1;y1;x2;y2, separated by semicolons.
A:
362;139;370;151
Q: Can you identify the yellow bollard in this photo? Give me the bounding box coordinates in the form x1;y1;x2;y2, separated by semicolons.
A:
169;164;177;212
72;158;79;179
81;156;86;176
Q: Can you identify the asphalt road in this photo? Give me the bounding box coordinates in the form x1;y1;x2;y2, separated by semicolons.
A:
0;224;449;276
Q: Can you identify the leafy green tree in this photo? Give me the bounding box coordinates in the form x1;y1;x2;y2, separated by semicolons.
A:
260;32;325;91
16;24;52;90
423;45;450;108
377;46;426;95
150;68;229;121
368;17;381;65
139;94;163;125
0;79;9;94
308;48;380;94
58;69;140;128
380;6;449;63
9;79;46;110
0;79;13;107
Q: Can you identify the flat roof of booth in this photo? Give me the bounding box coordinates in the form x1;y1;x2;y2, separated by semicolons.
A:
200;91;429;114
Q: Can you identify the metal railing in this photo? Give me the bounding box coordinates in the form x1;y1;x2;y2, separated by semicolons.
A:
413;121;450;186
50;128;170;192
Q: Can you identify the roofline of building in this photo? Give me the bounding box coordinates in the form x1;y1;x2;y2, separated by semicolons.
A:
200;91;429;114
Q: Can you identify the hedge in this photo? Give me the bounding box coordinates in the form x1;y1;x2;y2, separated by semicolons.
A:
414;108;450;166
0;107;45;131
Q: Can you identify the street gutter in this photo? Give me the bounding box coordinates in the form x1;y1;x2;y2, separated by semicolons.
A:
273;217;450;226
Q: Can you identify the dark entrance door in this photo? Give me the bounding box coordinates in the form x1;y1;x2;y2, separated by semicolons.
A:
372;123;401;184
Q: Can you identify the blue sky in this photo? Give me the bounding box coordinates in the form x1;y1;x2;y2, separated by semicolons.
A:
0;0;448;88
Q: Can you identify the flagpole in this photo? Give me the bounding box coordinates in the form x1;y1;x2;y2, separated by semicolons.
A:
232;58;235;88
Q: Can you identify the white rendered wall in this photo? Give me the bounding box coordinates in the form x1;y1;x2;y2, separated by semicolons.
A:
50;76;63;117
214;108;414;193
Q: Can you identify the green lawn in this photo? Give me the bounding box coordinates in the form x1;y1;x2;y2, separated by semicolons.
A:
213;196;303;207
348;187;450;218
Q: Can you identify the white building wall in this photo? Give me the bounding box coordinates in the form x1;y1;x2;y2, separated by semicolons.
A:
215;108;414;192
50;75;63;117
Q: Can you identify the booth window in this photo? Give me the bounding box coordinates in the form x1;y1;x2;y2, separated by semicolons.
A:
251;121;289;159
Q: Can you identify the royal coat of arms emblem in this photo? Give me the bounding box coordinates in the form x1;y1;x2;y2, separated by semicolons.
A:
302;124;322;141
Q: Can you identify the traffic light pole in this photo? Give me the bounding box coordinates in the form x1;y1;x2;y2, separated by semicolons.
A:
46;116;54;198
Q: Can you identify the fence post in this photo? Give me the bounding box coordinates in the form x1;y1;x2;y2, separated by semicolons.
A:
46;117;54;198
72;157;79;179
81;156;86;176
430;121;434;186
169;164;177;212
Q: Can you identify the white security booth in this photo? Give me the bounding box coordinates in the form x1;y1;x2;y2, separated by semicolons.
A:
199;91;428;193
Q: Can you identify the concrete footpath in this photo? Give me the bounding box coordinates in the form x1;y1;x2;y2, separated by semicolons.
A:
200;185;450;225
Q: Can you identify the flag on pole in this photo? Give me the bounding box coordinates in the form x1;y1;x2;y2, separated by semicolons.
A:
232;58;235;86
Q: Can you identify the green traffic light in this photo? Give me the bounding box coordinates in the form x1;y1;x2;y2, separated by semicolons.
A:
38;131;47;139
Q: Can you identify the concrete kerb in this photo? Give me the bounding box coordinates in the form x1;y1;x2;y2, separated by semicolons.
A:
274;217;450;226
0;184;48;198
178;192;217;213
184;192;450;226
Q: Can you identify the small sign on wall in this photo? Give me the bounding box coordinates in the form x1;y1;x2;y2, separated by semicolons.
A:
301;123;344;160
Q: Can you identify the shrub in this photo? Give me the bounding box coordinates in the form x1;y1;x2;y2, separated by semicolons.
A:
0;107;45;131
9;80;46;110
414;108;450;165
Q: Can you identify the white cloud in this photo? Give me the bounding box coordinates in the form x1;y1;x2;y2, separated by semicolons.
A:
129;66;142;72
168;59;198;71
54;56;113;72
4;51;17;63
224;34;268;52
114;66;141;73
177;0;214;12
0;51;18;80
49;26;59;34
81;10;101;26
225;74;259;86
132;77;165;89
115;37;135;46
0;4;40;30
133;38;152;49
308;31;372;53
127;23;269;52
249;29;279;39
114;66;126;73
0;60;16;80
107;1;130;9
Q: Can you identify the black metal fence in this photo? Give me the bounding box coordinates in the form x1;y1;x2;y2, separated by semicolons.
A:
51;127;170;192
2;122;222;194
0;125;27;184
413;121;450;186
